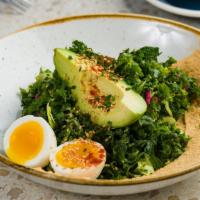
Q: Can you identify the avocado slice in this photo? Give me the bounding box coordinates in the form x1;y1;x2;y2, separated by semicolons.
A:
54;48;147;128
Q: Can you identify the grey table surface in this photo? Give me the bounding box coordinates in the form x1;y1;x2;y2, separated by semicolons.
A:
0;0;200;199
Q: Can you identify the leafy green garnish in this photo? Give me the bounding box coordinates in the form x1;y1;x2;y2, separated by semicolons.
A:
111;47;200;120
104;95;115;111
134;155;154;176
46;103;55;128
69;40;96;58
69;40;114;68
20;69;86;144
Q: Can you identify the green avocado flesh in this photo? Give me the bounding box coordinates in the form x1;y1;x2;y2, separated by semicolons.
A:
54;48;147;128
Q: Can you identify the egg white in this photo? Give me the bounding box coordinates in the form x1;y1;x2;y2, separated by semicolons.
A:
50;140;106;179
3;115;57;168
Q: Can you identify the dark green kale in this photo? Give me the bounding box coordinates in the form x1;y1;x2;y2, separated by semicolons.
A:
104;95;115;111
92;115;189;179
20;69;86;144
20;41;200;179
68;40;114;68
69;40;96;58
112;47;200;120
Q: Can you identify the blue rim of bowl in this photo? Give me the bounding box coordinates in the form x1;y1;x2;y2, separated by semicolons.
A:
0;13;200;186
146;0;200;18
160;0;200;10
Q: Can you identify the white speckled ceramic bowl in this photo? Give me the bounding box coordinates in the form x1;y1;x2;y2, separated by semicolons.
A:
0;14;200;196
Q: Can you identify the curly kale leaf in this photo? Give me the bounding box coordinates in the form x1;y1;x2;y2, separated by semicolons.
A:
20;69;86;144
112;46;200;120
68;40;96;58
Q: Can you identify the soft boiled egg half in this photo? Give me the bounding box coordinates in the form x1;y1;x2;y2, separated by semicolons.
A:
4;115;57;168
50;139;106;179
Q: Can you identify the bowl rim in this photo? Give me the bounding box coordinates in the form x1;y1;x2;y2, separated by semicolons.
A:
146;0;200;18
0;13;200;186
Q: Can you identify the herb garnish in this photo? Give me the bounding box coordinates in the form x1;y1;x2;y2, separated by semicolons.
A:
104;95;115;111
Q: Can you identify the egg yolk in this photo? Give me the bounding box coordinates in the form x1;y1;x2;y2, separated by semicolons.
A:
55;140;105;169
6;121;44;165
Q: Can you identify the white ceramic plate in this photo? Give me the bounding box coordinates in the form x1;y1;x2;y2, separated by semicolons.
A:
0;14;200;196
146;0;200;18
